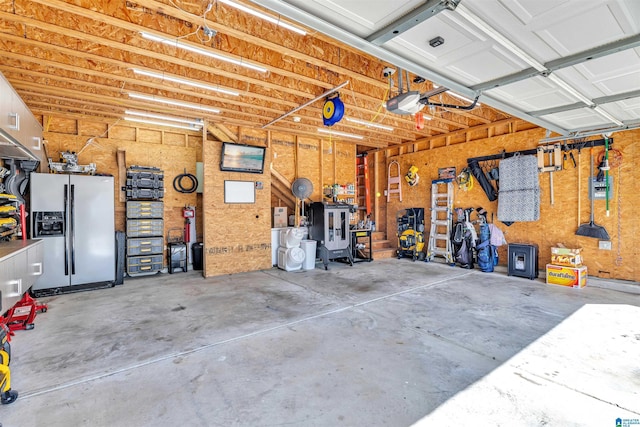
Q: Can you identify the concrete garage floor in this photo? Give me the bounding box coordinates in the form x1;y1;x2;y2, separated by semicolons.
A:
2;260;639;427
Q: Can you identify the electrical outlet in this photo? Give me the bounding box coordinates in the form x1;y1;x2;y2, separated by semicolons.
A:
598;240;612;250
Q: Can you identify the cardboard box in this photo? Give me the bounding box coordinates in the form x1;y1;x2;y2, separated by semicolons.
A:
551;246;583;267
546;264;587;288
273;207;287;228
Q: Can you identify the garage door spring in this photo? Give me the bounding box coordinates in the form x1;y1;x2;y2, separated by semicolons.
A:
173;170;198;194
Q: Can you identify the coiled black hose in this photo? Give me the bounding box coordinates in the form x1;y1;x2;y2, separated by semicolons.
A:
173;172;198;194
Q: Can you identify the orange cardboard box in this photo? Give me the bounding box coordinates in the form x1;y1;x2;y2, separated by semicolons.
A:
546;264;587;288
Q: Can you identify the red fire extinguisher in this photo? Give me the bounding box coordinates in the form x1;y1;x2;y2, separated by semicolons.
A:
182;207;195;242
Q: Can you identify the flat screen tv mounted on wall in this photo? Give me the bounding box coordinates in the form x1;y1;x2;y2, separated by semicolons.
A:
219;142;266;174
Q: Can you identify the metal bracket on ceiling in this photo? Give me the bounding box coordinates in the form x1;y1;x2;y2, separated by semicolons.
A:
366;0;461;45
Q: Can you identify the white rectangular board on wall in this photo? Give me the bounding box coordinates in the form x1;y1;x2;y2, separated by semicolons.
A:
224;180;255;204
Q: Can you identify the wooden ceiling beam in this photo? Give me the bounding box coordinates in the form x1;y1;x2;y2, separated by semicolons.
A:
1;33;445;140
0;0;516;150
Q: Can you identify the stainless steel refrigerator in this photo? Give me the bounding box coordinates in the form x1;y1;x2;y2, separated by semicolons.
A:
30;173;115;292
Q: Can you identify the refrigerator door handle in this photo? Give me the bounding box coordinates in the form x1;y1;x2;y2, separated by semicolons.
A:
64;184;69;276
70;184;76;275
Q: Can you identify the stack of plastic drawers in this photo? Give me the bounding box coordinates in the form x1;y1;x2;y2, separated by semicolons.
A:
125;166;165;276
125;166;164;200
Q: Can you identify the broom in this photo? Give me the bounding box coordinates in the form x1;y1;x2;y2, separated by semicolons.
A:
576;148;610;240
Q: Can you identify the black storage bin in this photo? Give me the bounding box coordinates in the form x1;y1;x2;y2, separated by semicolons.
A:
192;242;203;270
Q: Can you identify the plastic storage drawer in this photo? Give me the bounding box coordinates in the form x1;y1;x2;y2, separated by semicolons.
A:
127;237;164;256
126;168;164;181
127;255;163;275
125;188;164;200
126;201;164;219
126;219;164;237
126;177;164;189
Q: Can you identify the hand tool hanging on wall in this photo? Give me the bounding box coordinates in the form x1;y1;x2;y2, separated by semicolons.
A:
549;151;554;205
603;136;611;217
467;159;497;201
467;137;611;203
537;144;562;204
577;147;581;228
576;148;610;240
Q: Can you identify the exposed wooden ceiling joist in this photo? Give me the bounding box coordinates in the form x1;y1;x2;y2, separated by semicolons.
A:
0;0;518;150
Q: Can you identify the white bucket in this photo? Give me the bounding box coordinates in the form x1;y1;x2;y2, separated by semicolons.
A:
279;227;304;248
277;247;305;271
300;240;317;270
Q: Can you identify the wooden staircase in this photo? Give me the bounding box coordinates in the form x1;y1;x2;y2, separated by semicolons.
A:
371;231;397;259
271;167;296;213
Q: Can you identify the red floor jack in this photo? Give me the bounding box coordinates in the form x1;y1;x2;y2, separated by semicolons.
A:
0;293;48;332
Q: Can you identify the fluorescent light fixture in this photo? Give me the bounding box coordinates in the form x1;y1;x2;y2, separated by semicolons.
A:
317;128;364;140
141;32;268;73
346;117;393;131
128;93;220;114
125;110;203;126
133;69;239;96
124;117;202;131
592;106;624;127
218;0;307;35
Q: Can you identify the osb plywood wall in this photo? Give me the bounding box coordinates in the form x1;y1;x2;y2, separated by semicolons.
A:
371;151;388;233
202;127;272;277
41;118;202;246
270;135;356;209
385;127;639;283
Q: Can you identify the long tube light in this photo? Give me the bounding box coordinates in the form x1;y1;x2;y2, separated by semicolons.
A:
219;0;307;35
141;32;268;73
133;69;239;96
125;110;203;126
123;117;202;131
345;117;393;131
128;93;220;114
317;128;364;140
